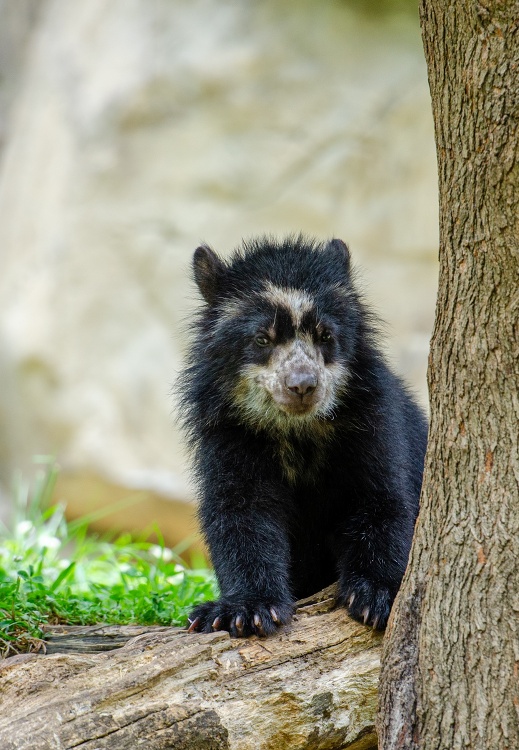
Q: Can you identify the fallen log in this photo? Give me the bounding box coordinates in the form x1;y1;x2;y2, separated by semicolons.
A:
0;586;381;750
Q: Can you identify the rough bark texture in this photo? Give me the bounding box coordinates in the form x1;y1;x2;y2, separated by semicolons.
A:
378;2;519;749
0;587;381;750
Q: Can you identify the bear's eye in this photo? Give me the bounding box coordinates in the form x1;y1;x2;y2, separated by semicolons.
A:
254;334;271;347
320;330;333;343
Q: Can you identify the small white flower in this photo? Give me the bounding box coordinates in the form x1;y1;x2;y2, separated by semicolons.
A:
38;534;61;550
150;545;174;562
16;520;34;535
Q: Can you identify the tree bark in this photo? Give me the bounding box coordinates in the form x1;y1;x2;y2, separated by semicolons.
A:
378;2;519;749
0;587;381;750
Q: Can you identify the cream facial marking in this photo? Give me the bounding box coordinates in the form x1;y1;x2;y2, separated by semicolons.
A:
210;298;245;335
232;334;350;435
217;298;244;321
261;282;314;327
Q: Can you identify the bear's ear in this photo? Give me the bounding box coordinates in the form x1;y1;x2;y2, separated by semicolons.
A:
193;245;227;304
326;238;351;273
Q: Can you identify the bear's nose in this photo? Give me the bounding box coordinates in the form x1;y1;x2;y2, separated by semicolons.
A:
285;373;318;396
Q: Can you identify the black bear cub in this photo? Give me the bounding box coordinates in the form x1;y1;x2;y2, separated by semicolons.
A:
180;235;427;637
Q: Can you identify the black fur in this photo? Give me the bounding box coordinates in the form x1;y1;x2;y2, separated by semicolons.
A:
179;235;427;636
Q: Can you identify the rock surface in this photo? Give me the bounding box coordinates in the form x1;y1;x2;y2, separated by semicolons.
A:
0;0;437;531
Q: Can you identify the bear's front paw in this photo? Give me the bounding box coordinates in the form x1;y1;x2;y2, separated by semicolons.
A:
187;598;293;638
339;577;394;630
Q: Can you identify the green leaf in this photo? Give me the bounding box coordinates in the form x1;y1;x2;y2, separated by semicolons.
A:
49;562;76;593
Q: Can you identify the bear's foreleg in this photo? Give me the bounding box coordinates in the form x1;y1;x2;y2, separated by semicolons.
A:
188;444;294;637
336;506;415;630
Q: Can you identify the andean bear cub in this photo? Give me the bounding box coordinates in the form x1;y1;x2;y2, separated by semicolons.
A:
179;235;427;637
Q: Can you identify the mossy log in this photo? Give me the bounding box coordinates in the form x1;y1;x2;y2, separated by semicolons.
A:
0;586;381;750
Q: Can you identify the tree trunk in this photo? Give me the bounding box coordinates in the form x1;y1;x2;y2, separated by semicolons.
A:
378;2;519;749
0;587;381;750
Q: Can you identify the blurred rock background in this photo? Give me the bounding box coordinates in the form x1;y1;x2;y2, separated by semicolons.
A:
0;0;438;549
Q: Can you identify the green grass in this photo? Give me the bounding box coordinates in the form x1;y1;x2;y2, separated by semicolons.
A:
0;459;217;658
